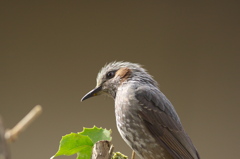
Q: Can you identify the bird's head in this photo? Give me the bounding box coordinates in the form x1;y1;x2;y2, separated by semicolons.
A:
81;61;157;101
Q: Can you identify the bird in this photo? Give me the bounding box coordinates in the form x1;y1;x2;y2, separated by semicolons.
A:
81;61;200;159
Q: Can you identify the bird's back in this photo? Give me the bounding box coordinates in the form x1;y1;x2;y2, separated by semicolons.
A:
115;82;200;159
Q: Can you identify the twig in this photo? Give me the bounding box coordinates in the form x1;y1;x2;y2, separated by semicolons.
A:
91;140;112;159
108;144;114;158
5;105;42;143
131;150;135;159
0;117;10;159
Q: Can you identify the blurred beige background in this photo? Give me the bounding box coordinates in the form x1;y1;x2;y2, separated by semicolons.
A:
1;1;239;159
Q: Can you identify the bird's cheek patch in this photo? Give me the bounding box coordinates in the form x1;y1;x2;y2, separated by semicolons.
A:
116;68;131;82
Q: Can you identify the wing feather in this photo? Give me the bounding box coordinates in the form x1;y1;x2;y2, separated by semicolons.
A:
135;85;200;159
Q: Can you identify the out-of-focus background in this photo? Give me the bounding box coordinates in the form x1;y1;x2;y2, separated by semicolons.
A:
1;1;239;159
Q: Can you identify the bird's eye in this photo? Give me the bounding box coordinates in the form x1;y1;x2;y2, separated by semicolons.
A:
106;71;115;79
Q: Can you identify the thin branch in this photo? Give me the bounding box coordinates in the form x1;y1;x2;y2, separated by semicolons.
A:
0;117;10;159
108;144;114;157
131;150;136;159
5;105;42;143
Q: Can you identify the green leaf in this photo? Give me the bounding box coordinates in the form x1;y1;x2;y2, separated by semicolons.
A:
51;126;112;159
51;133;93;159
76;147;92;159
112;152;128;159
78;126;112;144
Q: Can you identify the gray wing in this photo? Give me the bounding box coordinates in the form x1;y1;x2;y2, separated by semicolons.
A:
135;85;200;159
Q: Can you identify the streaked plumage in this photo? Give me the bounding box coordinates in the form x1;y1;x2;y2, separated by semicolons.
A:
82;61;200;159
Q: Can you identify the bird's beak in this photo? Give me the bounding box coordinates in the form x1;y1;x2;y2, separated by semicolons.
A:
81;86;102;101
